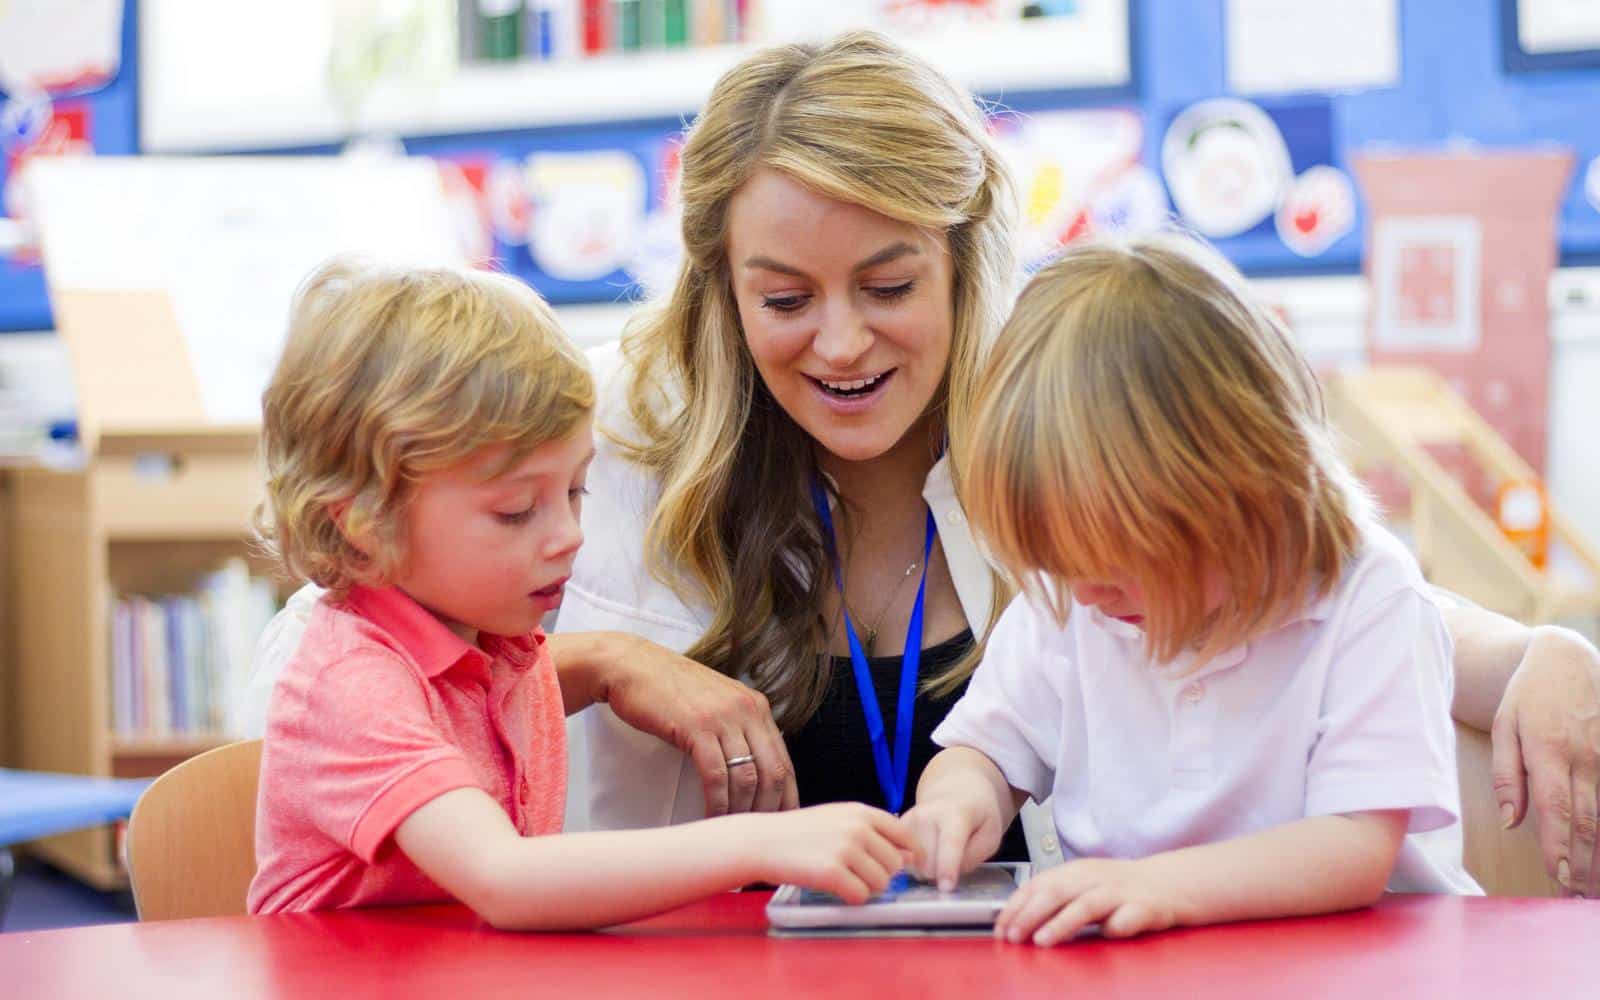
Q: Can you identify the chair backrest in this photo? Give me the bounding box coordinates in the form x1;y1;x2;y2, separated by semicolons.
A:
1454;721;1558;896
127;739;263;920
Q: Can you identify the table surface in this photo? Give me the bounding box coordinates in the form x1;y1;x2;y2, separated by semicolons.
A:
0;769;150;846
4;892;1597;999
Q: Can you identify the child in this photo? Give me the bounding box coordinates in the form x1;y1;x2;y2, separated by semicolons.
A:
905;234;1480;947
248;258;915;926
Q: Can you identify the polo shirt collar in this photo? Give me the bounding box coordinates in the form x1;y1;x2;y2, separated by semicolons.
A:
343;585;492;679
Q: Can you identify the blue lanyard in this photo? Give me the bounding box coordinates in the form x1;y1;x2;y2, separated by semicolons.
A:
810;480;937;814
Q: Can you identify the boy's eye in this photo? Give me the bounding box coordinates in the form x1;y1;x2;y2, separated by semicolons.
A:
568;486;590;503
494;506;535;525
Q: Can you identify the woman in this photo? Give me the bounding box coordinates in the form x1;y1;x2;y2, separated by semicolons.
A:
249;32;1600;893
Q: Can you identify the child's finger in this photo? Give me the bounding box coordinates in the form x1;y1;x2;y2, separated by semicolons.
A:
1099;901;1152;939
1032;891;1115;946
818;865;875;906
862;828;908;880
936;823;970;892
869;809;919;852
849;848;896;898
1000;880;1074;944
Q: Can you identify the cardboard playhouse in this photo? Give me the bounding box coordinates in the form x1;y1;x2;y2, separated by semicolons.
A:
7;156;461;887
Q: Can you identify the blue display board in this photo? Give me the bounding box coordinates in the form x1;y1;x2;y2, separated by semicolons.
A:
0;1;139;332
6;0;1600;332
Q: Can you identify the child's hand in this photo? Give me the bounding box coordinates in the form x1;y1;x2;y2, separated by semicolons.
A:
903;796;1004;891
754;803;918;904
994;857;1191;946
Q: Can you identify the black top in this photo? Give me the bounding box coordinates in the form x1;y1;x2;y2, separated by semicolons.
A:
785;628;1030;862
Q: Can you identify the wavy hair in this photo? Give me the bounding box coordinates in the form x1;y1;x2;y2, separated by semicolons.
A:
617;31;1017;729
258;258;593;597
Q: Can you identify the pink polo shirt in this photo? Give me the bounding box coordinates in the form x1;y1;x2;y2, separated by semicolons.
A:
247;585;567;914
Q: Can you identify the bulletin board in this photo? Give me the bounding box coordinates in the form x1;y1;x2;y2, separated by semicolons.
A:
9;0;1600;331
0;1;138;333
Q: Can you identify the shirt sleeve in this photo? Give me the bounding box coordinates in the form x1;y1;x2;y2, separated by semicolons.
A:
1305;585;1460;833
930;595;1063;803
282;645;479;863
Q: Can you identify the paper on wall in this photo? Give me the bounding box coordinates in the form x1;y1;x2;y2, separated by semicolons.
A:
1225;0;1399;95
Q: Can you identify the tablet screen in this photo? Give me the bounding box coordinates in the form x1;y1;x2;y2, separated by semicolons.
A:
792;864;1023;906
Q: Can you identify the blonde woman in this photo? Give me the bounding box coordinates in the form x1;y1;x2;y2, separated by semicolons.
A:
908;235;1475;947
248;32;1600;893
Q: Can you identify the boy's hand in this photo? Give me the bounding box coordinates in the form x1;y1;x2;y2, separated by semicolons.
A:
903;796;1004;891
995;857;1191;946
753;803;918;904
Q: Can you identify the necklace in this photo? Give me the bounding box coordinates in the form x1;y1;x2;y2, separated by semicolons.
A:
844;557;922;657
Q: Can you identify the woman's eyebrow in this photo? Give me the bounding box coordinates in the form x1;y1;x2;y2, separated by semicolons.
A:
743;241;921;278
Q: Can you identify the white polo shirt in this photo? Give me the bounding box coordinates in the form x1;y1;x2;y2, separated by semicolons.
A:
931;524;1481;894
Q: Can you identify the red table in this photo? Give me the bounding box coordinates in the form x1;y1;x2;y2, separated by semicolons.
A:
4;893;1595;999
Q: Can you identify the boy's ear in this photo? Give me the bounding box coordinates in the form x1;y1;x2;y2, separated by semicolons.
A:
328;497;372;557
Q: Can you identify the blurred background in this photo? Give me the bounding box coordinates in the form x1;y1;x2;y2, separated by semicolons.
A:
0;0;1596;929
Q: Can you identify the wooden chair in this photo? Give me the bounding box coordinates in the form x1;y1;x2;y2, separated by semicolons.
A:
1454;721;1559;896
126;739;263;921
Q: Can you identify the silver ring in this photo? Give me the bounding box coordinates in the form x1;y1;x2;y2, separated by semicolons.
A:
725;754;756;767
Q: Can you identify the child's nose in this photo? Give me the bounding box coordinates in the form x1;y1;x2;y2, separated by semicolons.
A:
1071;581;1117;607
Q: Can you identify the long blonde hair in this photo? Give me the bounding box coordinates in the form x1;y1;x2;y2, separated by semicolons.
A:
961;233;1371;666
618;31;1017;729
258;258;593;597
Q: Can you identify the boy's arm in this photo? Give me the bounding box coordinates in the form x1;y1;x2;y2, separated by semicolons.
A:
908;747;1028;890
997;810;1407;946
393;788;914;931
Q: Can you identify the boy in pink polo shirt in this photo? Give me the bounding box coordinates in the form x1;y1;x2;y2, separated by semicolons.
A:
249;258;916;927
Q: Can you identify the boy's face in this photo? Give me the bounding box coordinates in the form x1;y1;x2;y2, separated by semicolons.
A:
392;416;595;643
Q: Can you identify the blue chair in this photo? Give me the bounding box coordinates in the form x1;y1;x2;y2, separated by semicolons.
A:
0;769;151;928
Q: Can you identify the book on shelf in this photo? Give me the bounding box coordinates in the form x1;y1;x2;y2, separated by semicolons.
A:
108;559;279;743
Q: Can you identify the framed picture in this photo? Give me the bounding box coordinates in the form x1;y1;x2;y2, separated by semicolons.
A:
1501;0;1600;72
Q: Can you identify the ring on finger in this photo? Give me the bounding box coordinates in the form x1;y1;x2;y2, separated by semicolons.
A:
725;754;756;767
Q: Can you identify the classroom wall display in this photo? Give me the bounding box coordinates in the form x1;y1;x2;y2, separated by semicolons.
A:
1355;150;1574;475
0;0;136;333
11;0;1600;333
1501;0;1600;72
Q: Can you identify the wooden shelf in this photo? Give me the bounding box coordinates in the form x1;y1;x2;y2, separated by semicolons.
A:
111;735;232;758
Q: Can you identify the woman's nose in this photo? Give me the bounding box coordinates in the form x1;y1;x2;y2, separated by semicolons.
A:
811;299;872;368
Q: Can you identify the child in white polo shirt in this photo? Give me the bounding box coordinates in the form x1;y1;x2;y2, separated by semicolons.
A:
905;232;1479;947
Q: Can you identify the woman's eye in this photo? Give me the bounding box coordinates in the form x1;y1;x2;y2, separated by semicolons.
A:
867;281;915;302
494;507;536;526
760;294;808;313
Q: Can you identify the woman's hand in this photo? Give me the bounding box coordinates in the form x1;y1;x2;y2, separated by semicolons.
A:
1490;626;1600;896
579;632;800;817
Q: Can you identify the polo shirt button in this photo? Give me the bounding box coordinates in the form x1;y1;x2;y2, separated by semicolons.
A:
1040;834;1059;853
945;509;965;525
1183;681;1206;704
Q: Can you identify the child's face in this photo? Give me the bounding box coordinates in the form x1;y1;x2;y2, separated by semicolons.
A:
1068;567;1229;629
392;417;594;642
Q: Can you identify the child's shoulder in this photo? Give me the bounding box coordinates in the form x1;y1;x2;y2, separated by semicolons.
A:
1320;520;1437;626
286;593;420;683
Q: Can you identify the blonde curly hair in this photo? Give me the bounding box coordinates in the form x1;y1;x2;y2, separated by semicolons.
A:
258;257;593;596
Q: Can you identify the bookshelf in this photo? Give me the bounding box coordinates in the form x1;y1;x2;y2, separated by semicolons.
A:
7;433;267;888
138;3;1133;153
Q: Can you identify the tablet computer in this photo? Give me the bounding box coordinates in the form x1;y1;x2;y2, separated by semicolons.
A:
765;862;1030;935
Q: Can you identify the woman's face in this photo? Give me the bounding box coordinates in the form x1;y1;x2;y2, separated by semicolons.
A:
725;168;955;465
